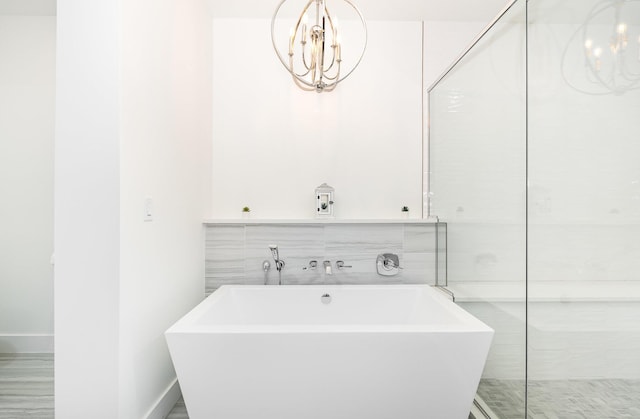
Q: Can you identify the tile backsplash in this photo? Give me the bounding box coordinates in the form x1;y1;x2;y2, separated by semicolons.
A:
205;222;442;295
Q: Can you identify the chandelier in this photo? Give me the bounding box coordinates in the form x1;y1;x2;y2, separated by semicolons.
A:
271;0;367;93
564;0;640;95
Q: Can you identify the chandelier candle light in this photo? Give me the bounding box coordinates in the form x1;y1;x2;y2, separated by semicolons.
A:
572;0;640;94
271;0;367;92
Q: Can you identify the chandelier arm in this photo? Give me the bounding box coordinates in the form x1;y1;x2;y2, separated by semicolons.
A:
294;79;316;91
322;3;337;74
292;75;316;91
591;70;615;90
294;68;313;78
322;64;341;81
323;68;341;91
561;28;614;96
329;0;367;85
289;55;313;78
301;42;312;71
562;0;640;95
618;65;638;80
288;51;320;89
323;52;337;73
299;3;315;72
272;0;315;86
322;79;339;92
618;61;640;80
621;73;640;81
271;0;367;92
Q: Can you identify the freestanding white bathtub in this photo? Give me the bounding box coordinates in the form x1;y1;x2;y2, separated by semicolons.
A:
165;285;493;419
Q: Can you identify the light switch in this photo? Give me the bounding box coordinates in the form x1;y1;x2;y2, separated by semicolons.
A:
144;197;153;222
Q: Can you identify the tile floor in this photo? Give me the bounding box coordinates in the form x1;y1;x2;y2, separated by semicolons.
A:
477;378;640;419
3;354;639;419
165;398;477;418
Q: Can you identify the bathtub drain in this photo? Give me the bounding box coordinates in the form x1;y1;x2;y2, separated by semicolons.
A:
321;293;332;304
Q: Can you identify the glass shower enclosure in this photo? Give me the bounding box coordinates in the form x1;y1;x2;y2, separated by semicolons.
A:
428;0;640;417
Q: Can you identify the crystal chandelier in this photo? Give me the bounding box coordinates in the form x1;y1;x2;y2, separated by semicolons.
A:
565;0;640;95
271;0;367;93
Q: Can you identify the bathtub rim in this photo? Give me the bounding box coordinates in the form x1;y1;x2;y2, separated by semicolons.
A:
166;284;495;335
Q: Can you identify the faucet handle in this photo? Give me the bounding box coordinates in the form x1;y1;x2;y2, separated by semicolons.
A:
376;253;402;276
303;260;318;271
336;260;352;269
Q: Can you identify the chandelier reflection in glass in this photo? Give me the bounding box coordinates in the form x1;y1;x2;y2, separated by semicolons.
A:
271;0;367;93
565;0;640;95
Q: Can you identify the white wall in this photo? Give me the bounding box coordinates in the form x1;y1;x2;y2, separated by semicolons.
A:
423;21;488;89
55;0;121;415
118;0;212;417
211;19;423;219
0;16;55;351
422;20;490;216
55;0;212;417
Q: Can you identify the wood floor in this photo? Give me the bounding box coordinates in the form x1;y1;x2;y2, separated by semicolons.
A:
0;354;189;419
0;353;477;419
0;354;53;419
166;397;188;418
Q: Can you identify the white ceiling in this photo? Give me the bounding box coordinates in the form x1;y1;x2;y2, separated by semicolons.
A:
208;0;514;22
4;0;624;24
0;0;514;23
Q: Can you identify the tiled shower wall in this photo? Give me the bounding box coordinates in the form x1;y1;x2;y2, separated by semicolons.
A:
205;222;440;295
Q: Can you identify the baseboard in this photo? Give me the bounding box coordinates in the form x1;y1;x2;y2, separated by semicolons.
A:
0;334;54;353
144;378;182;419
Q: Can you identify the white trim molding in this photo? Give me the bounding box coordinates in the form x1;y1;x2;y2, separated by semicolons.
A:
0;334;54;353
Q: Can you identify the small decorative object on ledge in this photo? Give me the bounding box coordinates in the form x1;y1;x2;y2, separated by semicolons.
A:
315;183;335;218
401;206;409;219
242;206;251;219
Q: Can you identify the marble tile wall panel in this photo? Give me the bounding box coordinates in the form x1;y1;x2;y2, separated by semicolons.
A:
245;224;325;286
403;224;438;285
205;225;245;294
324;224;403;285
436;222;447;286
205;223;439;293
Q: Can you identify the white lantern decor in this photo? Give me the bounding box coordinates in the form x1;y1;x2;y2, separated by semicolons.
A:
315;183;335;218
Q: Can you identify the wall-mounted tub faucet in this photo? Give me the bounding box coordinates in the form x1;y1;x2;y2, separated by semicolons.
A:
269;244;285;285
269;244;285;272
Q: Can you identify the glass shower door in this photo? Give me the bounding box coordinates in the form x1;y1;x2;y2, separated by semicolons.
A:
428;1;528;417
527;0;640;416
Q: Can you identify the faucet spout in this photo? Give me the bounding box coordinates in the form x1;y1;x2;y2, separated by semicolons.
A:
323;260;332;275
